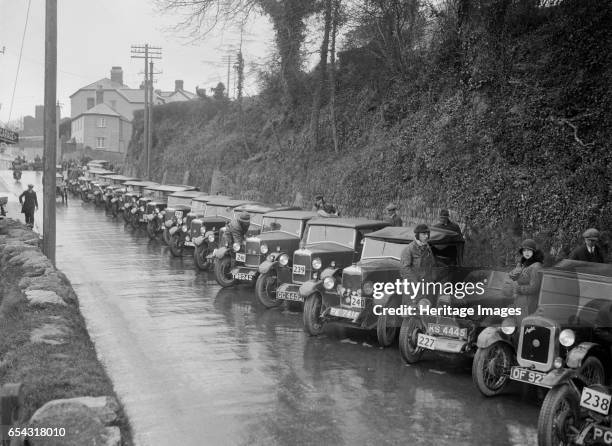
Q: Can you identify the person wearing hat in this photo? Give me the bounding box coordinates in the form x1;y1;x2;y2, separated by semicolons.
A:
509;239;544;316
312;194;339;218
227;212;251;246
400;224;436;284
19;184;38;228
432;209;462;237
569;228;604;263
384;203;403;227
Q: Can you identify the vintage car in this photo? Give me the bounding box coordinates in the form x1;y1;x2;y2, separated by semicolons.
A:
161;191;210;247
273;218;389;319
472;260;612;399
122;181;160;225
142;185;198;239
100;175;139;215
188;198;255;271
212;204;303;288
87;160;110;170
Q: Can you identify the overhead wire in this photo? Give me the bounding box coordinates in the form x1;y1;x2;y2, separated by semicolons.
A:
8;0;32;122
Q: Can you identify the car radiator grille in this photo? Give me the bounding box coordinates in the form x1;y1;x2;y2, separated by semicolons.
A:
342;272;362;291
245;240;261;267
520;325;552;364
190;221;202;238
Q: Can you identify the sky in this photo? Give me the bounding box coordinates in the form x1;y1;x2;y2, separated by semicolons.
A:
0;0;275;126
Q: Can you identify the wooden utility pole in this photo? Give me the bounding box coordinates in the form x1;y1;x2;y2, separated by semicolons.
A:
42;0;57;264
148;60;153;179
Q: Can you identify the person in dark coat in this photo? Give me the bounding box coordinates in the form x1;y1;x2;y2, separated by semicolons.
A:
312;194;339;218
384;203;403;226
509;239;544;318
432;209;462;237
19;184;38;228
227;212;251;246
569;228;605;263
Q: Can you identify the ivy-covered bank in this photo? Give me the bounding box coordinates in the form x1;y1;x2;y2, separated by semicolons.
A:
124;0;612;268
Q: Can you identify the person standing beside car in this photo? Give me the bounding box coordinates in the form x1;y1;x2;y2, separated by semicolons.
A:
227;212;251;246
19;184;38;228
509;239;544;318
384;203;403;226
569;228;605;263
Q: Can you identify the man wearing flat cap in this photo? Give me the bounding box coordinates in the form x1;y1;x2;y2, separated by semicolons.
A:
312;194;339;218
569;228;604;263
19;184;38;228
432;209;462;237
227;212;251;246
384;203;403;227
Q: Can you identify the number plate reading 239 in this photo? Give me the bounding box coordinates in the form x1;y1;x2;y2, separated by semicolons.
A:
581;387;611;415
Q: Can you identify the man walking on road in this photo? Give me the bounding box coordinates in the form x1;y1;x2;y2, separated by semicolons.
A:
19;184;38;228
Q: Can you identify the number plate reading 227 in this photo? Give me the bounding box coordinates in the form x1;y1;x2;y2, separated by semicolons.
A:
581;387;611;415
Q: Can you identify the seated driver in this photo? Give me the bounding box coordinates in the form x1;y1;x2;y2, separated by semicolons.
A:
227;212;251;246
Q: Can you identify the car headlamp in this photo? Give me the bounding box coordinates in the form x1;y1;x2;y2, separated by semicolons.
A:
233;242;241;252
279;254;289;266
200;227;206;235
139;206;144;212
362;281;374;296
312;258;322;270
260;244;269;254
208;234;215;242
501;318;516;335
559;329;575;347
182;225;188;232
323;277;335;290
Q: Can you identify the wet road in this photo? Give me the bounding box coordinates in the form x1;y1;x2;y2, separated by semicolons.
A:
1;171;540;446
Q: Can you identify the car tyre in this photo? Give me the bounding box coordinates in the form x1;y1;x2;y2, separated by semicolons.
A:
214;256;236;287
146;220;159;239
398;317;425;364
303;292;325;336
376;313;398;347
194;242;215;271
537;384;579;446
255;272;282;308
169;234;184;257
472;342;514;397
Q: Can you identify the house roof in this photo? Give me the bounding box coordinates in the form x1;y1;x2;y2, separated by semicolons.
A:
73;103;130;122
115;89;148;104
69;78;126;97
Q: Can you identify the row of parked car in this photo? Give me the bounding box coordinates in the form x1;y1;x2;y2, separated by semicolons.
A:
70;161;612;446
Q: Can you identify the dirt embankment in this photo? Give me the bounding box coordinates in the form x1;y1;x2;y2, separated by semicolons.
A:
0;219;132;445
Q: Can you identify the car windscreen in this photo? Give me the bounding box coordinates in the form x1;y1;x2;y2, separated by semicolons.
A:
191;201;206;213
205;205;233;219
262;217;302;236
235;211;264;227
361;239;406;260
306;226;356;248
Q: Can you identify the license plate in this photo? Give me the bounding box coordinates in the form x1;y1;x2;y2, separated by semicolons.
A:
277;290;302;302
581;387;612;415
349;295;365;308
293;264;305;275
235;253;246;262
592;426;612;445
427;323;467;338
330;307;360;320
510;367;548;386
232;272;255;281
417;333;436;350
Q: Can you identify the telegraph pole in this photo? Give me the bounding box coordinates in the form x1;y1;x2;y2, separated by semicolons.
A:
148;60;153;180
130;44;161;180
43;0;57;264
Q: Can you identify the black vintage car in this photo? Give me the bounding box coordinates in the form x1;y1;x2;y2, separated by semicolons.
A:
188;198;256;271
472;260;612;400
274;218;389;320
213;204;302;288
142;185;199;239
123;181;160;226
100;175;139;216
162;191;209;248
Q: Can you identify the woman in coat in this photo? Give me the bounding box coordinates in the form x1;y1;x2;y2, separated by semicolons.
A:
509;239;544;319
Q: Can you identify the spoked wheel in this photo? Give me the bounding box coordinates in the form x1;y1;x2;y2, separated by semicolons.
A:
255;272;281;308
194;242;215;271
214;256;236;287
537;384;580;446
169;234;184;257
146;220;159;239
472;342;514;396
398;317;426;364
579;356;605;386
376;314;398;347
303;292;325;336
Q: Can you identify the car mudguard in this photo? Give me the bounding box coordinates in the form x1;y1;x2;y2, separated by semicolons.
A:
215;246;229;259
169;226;179;236
164;220;174;228
259;260;277;274
476;327;513;349
193;236;205;247
566;342;599;369
204;230;215;239
541;368;583;388
299;280;323;298
320;267;340;280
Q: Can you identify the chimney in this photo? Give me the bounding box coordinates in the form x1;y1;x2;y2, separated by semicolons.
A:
96;85;104;105
110;66;123;85
175;80;184;92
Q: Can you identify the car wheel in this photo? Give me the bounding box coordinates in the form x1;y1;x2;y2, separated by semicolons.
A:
255;272;281;308
129;212;139;230
123;208;131;224
472;342;514;397
169;234;184;257
194;242;215;271
376;313;398;347
112;202;119;218
214;256;236;287
303;292;325;336
537;384;580;446
579;356;605;386
398;317;425;364
146;220;159;239
162;228;171;245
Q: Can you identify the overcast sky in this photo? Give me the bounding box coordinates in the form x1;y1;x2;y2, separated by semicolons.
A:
0;0;275;125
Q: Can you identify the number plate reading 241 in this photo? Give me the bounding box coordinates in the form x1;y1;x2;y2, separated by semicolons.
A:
581;387;611;415
235;253;246;262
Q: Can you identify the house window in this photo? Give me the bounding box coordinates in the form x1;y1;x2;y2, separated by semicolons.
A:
87;98;95;109
96;137;106;149
97;117;106;128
